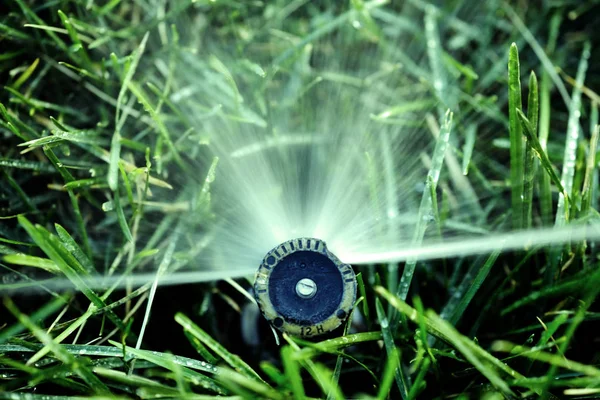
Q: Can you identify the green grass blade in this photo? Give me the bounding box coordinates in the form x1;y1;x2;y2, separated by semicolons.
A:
447;251;500;326
396;110;453;305
12;57;40;90
517;109;569;212
0;296;66;345
425;6;451;113
538;72;553;226
501;273;587;315
555;41;591;228
376;286;530;396
493;341;600;378
109;32;149;191
216;367;284;400
281;345;305;400
175;312;264;383
54;223;96;274
3;254;61;274
508;43;524;230
17;215;128;334
4;298;111;395
113;191;133;242
107;340;223;394
377;345;400;400
582;123;599;214
376;298;408;399
523;71;539;228
407;357;430;400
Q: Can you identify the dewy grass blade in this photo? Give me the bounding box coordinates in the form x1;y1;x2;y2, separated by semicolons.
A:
4;298;111;395
57;10;93;73
356;273;371;327
503;3;571;107
0;296;66;345
310;362;345;400
108;340;223;394
395;110;453;306
376;287;527;397
446;251;500;326
425;6;451;114
501;273;587;315
582;123;599;214
131;227;180;374
54;224;96;274
426;312;514;397
539;264;600;396
175;312;264;383
517;109;569;217
555;41;591;227
508;43;524;230
376;345;400;400
127;81;183;169
216;367;284;400
462;125;476;175
2;254;61;274
523;71;539;229
538;72;553;226
113;191;133;242
376;298;408;400
492;341;600;378
109;32;149;191
17;215;128;335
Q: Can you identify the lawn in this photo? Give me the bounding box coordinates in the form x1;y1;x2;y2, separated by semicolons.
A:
1;1;599;399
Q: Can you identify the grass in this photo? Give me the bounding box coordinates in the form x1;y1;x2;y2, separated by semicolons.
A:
1;1;600;399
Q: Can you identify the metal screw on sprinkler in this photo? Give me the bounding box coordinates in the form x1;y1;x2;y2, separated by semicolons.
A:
253;238;357;338
296;278;317;299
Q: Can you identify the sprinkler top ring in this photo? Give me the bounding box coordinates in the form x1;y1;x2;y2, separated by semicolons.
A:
254;237;356;338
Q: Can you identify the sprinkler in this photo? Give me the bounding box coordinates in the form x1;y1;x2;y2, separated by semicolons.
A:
254;238;356;338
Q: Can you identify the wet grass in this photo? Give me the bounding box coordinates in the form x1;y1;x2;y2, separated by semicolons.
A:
1;1;600;399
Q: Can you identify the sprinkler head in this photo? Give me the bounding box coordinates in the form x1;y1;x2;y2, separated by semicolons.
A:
254;238;356;338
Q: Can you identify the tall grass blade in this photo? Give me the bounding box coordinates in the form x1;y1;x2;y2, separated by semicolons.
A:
523;71;539;228
508;43;524;230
